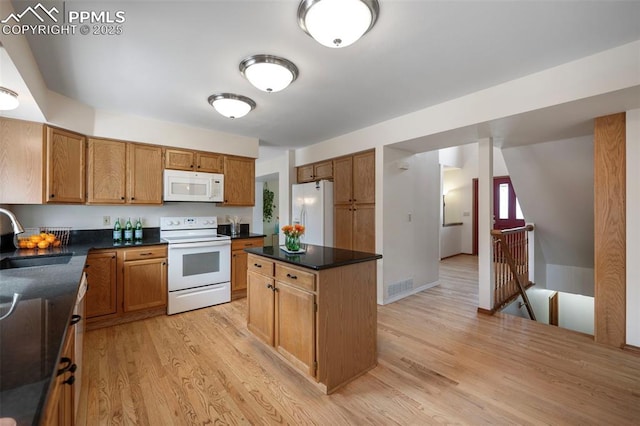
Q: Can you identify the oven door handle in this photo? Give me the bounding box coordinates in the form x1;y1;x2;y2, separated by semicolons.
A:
169;240;230;249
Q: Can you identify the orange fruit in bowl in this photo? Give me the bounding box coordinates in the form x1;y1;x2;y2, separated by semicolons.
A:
37;240;50;249
52;240;61;247
45;235;56;243
25;241;37;249
18;240;29;248
30;235;42;243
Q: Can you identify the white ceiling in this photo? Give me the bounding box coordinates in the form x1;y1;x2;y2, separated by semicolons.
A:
9;0;640;151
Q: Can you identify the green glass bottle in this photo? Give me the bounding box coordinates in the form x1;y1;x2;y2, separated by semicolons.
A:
134;217;143;243
113;218;122;244
124;217;133;243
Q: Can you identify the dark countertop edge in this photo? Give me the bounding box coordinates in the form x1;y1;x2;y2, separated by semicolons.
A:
230;233;266;240
244;246;382;271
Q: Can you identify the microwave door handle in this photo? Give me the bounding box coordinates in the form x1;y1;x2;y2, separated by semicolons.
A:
168;241;230;249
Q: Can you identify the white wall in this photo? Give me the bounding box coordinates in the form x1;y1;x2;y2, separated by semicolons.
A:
627;108;640;347
253;182;264;235
9;204;253;231
502;135;594;294
558;292;594;335
382;148;440;304
440;225;462;259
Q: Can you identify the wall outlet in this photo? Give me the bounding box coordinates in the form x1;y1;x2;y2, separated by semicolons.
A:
103;216;110;226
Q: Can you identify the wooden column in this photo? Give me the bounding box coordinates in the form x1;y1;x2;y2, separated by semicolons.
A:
594;112;626;347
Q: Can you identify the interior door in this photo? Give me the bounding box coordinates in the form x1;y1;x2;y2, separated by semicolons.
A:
493;176;525;230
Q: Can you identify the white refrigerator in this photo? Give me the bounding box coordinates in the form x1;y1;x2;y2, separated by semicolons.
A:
292;180;333;246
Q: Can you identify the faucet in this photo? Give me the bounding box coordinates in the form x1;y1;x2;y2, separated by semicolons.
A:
0;208;25;234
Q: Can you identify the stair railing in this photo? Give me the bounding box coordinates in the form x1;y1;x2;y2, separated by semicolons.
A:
491;224;536;320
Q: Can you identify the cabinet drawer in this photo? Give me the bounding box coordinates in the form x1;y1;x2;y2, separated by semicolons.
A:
248;255;274;276
232;238;263;250
122;245;167;261
275;264;315;292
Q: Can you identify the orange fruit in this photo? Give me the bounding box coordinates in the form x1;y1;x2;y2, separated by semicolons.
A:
25;241;36;249
45;236;56;243
52;240;61;247
40;233;48;239
18;240;29;248
30;235;42;243
37;240;50;249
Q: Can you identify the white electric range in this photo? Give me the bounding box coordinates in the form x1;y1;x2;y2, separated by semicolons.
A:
160;216;231;315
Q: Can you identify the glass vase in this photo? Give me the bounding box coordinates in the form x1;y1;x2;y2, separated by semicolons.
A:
285;234;301;252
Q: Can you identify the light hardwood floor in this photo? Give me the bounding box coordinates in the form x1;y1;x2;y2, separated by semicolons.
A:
77;255;640;425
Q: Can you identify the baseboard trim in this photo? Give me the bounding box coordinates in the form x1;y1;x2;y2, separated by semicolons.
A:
383;280;440;305
477;307;495;315
623;344;640;355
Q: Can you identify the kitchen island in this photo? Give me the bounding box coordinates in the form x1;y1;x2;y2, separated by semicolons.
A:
244;244;382;394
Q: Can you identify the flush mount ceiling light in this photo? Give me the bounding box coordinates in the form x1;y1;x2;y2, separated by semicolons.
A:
240;55;299;93
0;87;19;110
297;0;379;48
207;93;256;119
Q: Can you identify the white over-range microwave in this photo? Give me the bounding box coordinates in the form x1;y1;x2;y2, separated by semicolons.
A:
163;169;224;202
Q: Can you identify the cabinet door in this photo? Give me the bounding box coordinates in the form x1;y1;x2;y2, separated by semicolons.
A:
127;144;163;204
223;156;255;206
85;251;117;318
196;152;223;173
122;258;167;312
247;271;275;345
313;161;333;180
333;156;353;205
275;281;316;377
232;249;248;294
0;117;44;204
353;151;375;204
297;165;314;183
334;204;353;250
46;126;85;203
87;139;127;204
165;148;195;171
353;204;376;253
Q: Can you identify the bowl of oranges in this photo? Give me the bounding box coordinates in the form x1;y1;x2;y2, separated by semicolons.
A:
14;227;69;251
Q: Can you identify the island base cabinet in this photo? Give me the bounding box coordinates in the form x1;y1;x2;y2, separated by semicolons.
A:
247;271;275;345
246;254;377;394
275;282;316;377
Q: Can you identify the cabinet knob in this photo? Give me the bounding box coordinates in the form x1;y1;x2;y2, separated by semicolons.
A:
63;375;75;386
50;194;55;198
197;165;201;168
121;196;125;200
254;263;262;268
286;273;298;280
266;284;273;289
57;358;74;376
131;197;136;201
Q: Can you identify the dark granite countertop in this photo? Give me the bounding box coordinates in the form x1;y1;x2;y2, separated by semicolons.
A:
229;233;266;240
217;223;265;240
0;228;165;425
244;244;382;271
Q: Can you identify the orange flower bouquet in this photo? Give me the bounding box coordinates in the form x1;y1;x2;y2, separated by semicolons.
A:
282;224;305;251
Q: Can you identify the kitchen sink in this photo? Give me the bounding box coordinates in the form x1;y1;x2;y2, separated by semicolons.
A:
0;253;73;270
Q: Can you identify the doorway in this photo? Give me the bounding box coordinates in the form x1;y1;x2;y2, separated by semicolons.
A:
472;176;525;254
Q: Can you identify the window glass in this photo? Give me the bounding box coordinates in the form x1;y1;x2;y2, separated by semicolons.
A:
499;183;509;219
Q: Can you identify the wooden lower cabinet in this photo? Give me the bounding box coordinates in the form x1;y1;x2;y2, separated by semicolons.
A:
231;237;263;299
41;324;75;426
84;251;117;318
246;254;377;394
86;245;167;329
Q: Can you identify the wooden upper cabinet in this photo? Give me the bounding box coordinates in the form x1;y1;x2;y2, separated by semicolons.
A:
87;138;127;204
128;143;163;204
45;126;86;203
333;156;353;205
164;148;195;171
223;156;255;206
165;148;224;173
297;165;314;183
353;151;375;204
296;160;333;183
313;161;333;180
196;152;223;173
0;117;44;204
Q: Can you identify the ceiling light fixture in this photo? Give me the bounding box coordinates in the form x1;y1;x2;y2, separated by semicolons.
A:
240;55;299;93
0;87;19;110
208;93;256;119
297;0;379;48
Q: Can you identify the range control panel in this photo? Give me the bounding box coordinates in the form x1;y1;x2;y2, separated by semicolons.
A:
160;216;218;230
